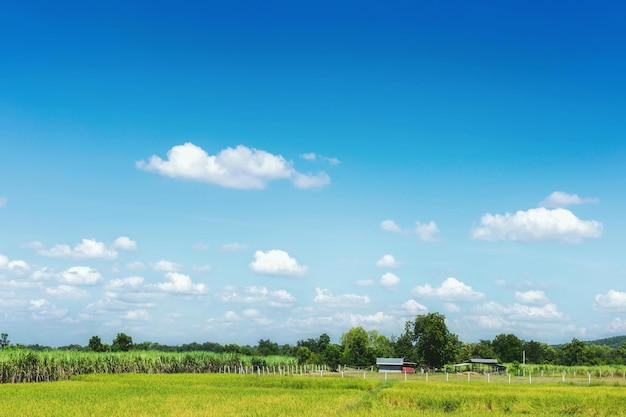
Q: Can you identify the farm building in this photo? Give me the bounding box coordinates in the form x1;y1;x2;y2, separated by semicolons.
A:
453;358;507;374
376;358;416;373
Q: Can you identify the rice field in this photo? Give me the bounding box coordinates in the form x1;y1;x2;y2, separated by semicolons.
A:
1;372;626;417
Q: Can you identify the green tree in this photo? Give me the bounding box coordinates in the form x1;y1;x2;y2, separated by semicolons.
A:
322;344;342;371
112;333;133;352
88;335;105;352
296;346;313;365
558;338;593;366
341;326;375;367
492;333;523;363
0;333;9;349
406;312;459;368
257;339;280;356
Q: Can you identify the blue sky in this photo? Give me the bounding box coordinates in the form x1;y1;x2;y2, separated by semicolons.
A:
1;0;626;347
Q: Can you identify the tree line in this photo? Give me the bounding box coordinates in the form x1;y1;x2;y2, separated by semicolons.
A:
3;313;626;369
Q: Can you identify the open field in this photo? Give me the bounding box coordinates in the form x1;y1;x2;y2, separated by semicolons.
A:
1;372;625;417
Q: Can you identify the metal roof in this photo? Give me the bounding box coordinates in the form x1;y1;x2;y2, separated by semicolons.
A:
376;358;404;366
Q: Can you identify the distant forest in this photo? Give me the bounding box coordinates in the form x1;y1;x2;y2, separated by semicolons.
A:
3;313;626;369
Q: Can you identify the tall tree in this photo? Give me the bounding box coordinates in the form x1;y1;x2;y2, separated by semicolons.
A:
492;333;523;363
406;312;458;368
112;333;133;352
88;335;105;352
0;333;9;349
341;326;374;367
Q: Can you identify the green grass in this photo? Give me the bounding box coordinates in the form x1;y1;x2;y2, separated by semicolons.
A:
1;373;626;416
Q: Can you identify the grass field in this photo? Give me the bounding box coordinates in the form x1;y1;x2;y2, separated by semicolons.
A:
1;372;625;416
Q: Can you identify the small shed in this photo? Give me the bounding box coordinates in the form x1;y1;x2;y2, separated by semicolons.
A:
376;358;416;373
453;359;506;374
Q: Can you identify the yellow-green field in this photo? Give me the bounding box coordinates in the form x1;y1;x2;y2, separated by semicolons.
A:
1;373;626;417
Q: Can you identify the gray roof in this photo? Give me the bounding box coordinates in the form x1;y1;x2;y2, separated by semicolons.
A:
376;358;404;366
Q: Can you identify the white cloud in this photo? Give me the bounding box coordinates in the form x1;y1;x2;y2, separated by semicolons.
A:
36;238;118;260
376;254;400;268
495;279;507;287
357;279;376;287
515;290;549;306
413;277;484;302
300;153;340;165
313;288;370;305
154;272;207;294
111;236;138;251
136;143;330;189
29;299;68;321
221;242;248;251
108;276;145;290
401;299;428;315
415;221;440;242
381;219;402;233
0;256;29;274
45;285;91;300
380;272;400;288
61;266;103;285
217;285;295;307
471;207;602;243
474;301;565;320
192;264;213;273
192;242;209;250
594;290;626;312
539;191;599;208
122;309;151;321
152;260;182;272
608;318;626;333
125;261;147;271
444;303;461;313
249;249;308;277
292;171;331;189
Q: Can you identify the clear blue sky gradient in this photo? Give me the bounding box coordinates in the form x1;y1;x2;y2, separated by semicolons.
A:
1;0;625;347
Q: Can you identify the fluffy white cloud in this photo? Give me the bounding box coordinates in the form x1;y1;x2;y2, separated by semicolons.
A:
444;303;461;313
125;261;146;271
413;277;484;302
300;152;316;161
217;285;295;307
249;250;308;277
137;143;330;189
299;153;340;165
108;276;145;290
111;236;138;251
29;299;68;321
376;254;400;268
292;171;331;189
154;272;207;294
221;242;248;251
313;288;370;305
122;309;151;321
415;221;440;242
61;267;103;285
381;219;440;241
380;272;400;288
471;207;602;243
539;191;599;208
594;290;626;312
381;219;402;233
608;318;626;333
152;260;182;272
45;285;91;300
401;299;428;315
515;290;549;306
474;301;565;320
0;256;29;274
35;238;120;260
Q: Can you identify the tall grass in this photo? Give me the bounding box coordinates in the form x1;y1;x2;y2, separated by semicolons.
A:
0;350;297;383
